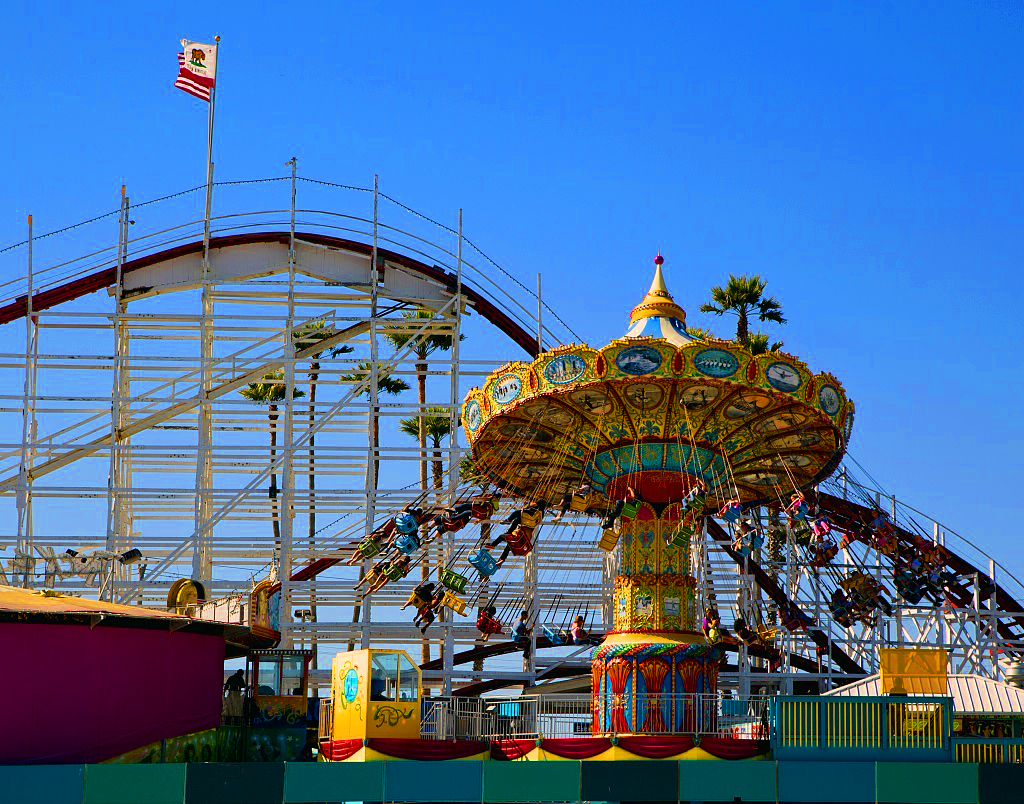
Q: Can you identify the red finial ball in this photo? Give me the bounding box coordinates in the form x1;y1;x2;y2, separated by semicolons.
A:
654;254;664;266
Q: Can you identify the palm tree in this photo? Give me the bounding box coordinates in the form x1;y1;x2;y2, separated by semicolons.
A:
338;362;410;486
684;326;716;341
338;361;409;651
399;409;452;493
699;275;786;347
292;321;354;653
383;310;460;505
239;372;305;558
292;322;353;548
399;409;453;668
746;333;785;356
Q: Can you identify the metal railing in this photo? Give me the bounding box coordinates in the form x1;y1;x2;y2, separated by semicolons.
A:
771;696;951;752
954;738;1024;764
420;694;772;741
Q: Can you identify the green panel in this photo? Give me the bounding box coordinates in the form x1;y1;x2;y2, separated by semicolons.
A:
778;761;874;803
876;762;979;804
0;765;85;804
283;762;384;803
679;760;777;803
978;764;1021;804
384;760;482;803
85;765;186;804
185;762;286;804
483;761;581;803
582;760;677;802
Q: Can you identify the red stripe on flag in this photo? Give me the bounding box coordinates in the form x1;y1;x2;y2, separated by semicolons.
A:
175;80;211;102
177;65;215;88
174;52;213;102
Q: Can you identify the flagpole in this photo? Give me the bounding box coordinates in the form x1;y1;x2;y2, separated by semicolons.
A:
202;35;220;262
193;34;219;582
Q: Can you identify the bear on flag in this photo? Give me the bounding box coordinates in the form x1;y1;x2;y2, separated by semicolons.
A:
175;40;217;102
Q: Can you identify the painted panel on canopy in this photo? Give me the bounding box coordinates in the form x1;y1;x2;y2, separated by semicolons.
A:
603;339;676;380
536;346;601;392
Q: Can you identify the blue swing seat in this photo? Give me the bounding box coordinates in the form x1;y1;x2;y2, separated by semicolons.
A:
469;548;498;577
394;532;421;555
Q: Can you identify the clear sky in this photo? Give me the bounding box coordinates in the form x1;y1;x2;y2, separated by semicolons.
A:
3;2;1023;577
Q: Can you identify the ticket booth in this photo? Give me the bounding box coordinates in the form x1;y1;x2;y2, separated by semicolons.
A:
329;649;421;740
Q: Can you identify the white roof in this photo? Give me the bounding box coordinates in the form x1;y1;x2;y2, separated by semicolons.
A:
824;674;1024;715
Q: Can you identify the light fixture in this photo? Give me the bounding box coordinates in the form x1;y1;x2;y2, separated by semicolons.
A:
118;548;143;565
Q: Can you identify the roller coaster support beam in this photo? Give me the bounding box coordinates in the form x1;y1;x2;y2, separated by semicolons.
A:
705;518;865;676
0;308;403;493
114;299;455;612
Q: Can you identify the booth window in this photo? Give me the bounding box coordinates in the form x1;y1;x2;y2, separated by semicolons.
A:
252;653;307;697
282;658;305;696
398;653;420;702
257;658;281;696
370;653;399;701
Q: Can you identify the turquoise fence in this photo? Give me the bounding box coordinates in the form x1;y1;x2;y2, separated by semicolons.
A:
770;695;954;762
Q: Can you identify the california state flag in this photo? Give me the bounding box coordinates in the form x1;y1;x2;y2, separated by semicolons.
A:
175;40;217;102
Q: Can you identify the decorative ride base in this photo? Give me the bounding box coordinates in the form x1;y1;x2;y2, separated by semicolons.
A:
591;632;722;735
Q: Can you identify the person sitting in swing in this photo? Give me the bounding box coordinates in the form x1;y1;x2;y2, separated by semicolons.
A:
490;500;544;566
868;509;889;531
718;498;743;523
476;605;502;641
682;480;707;511
512;610;533;658
733;616;763;647
430;501;474;540
829;588;854;628
356;555;410;598
702;606;723;644
553;481;594;523
470;492;501;523
600;487;638;530
786;492;807;518
346;519;396;565
402;580;436;612
414;586;446;634
811;514;833;537
570;615;599;645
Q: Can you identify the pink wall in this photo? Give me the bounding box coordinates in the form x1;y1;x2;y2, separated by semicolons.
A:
0;622;225;764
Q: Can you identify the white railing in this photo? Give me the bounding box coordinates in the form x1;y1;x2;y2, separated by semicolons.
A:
318;698;333;742
420;693;772;741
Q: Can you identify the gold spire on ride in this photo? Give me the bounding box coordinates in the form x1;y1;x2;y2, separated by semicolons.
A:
629;254;688;327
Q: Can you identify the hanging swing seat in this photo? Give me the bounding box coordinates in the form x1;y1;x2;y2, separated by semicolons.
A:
719;503;742;523
440;590;467;616
471;498;500;522
440;568;469;594
598;527;621;552
570;492;597;512
620;500;641;520
394;532;421;555
476;612;503;635
790;523;813;546
506;527;534;557
541;624;567;645
756;625;778;643
668;524;694;549
384;562;410;582
395;511;419;534
356;537;382;560
683;492;709;515
468;548;499;577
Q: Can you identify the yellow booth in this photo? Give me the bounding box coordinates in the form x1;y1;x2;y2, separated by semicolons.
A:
329;649;421;741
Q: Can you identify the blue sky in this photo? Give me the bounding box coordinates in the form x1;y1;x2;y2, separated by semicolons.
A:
3;2;1023;575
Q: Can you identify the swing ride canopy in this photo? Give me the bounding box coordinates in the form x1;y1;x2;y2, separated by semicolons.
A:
462;258;854;506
